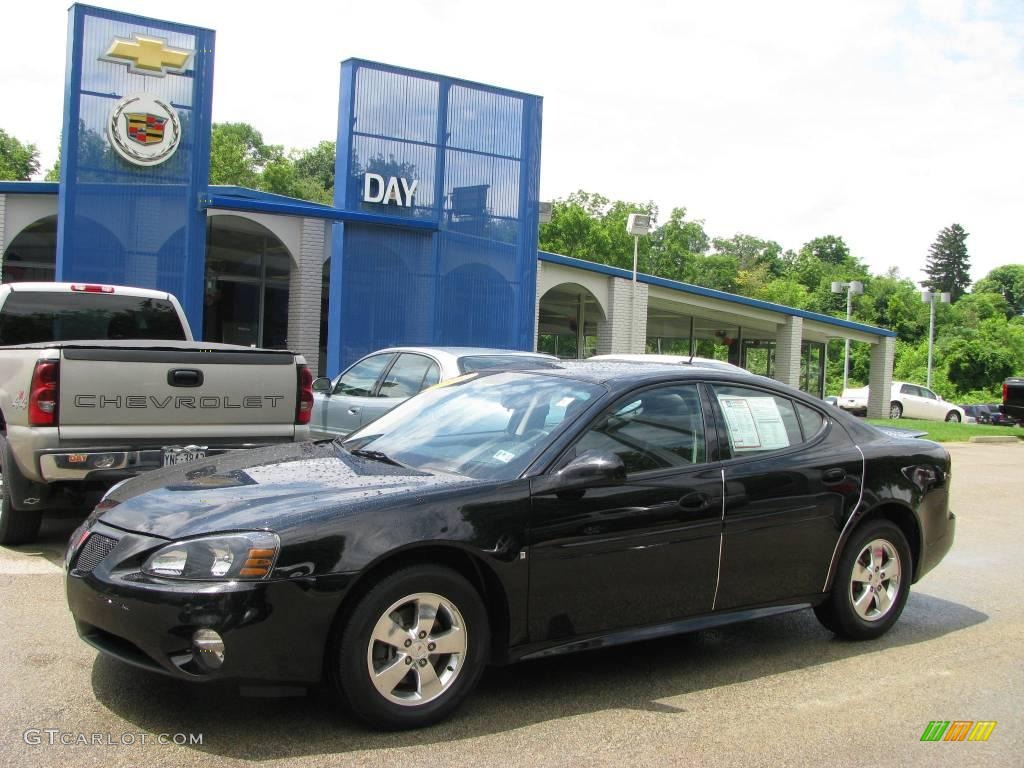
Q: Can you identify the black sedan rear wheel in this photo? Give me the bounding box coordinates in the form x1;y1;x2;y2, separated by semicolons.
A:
330;565;489;729
815;520;912;640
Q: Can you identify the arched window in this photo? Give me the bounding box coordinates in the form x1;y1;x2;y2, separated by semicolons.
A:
2;216;57;283
204;215;292;349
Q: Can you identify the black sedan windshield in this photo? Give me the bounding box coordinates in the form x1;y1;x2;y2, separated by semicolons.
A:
341;372;603;480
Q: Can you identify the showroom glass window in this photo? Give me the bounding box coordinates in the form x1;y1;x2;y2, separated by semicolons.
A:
574;384;707;473
203;216;290;349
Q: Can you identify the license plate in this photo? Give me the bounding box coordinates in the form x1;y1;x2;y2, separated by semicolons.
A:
163;449;207;466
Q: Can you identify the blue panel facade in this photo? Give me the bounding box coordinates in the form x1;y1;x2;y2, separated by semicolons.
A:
57;4;215;334
327;60;542;374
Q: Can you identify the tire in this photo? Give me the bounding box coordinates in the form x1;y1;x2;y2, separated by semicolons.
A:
0;435;42;546
889;402;903;419
330;565;489;729
945;411;961;423
814;519;912;640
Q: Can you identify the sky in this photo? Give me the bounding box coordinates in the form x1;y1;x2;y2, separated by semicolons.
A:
1;0;1022;284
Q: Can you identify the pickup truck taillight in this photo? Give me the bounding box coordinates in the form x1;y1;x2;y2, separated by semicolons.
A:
296;365;313;425
1004;382;1009;403
29;360;60;426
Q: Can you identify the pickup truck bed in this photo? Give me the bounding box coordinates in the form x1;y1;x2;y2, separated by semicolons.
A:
0;282;311;544
1001;377;1024;420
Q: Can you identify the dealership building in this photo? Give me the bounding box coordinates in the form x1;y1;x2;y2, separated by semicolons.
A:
0;4;898;417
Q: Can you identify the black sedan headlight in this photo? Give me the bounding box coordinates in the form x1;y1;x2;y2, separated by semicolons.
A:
142;531;280;580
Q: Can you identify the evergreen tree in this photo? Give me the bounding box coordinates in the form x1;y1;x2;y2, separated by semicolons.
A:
923;223;971;301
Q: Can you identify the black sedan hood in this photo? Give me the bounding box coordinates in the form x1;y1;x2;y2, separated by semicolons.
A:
94;441;478;540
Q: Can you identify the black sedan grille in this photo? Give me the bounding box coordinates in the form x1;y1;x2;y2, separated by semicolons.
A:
75;534;118;573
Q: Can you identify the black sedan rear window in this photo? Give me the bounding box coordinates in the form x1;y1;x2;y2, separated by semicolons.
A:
0;291;187;345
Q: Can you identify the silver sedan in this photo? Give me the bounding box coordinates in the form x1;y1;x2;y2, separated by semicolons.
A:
310;346;558;439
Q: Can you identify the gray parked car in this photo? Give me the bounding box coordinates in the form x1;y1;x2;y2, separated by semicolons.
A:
310;347;558;439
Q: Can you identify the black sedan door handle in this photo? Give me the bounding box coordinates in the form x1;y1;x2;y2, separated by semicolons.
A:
823;468;847;483
677;492;713;512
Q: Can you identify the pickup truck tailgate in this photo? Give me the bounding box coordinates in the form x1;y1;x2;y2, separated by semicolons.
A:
58;347;297;434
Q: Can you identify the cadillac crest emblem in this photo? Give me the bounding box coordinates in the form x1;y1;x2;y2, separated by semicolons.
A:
108;93;181;166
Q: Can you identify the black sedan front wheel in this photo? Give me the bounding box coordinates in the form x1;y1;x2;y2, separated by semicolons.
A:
815;520;911;640
331;565;489;729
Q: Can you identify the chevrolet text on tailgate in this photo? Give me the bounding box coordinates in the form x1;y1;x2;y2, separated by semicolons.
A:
0;282;313;544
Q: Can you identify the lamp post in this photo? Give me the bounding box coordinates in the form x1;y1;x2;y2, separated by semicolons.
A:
921;290;951;389
830;280;863;393
626;213;652;352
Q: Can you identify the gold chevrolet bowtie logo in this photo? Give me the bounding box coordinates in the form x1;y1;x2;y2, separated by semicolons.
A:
101;34;193;77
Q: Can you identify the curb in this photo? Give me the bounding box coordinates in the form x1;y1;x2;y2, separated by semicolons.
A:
968;436;1022;444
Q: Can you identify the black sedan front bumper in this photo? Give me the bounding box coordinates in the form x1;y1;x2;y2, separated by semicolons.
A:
65;522;347;685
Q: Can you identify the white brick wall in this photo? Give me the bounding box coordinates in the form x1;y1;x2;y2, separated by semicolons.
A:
867;336;895;419
773;316;803;388
287;217;327;374
0;194;6;272
534;261;543;350
596;276;648;354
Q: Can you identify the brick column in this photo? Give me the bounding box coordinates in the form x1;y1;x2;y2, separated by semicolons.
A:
773;315;803;389
867;336;895;419
0;194;6;274
534;262;543;351
287;217;327;375
596;276;648;354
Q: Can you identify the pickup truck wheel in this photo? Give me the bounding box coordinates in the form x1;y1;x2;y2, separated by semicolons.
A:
889;402;903;419
0;435;42;546
945;411;961;423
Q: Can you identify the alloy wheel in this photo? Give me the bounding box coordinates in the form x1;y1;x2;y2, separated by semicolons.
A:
365;592;467;706
849;539;901;622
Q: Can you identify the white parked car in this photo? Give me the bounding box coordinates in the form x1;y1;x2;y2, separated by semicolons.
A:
839;382;966;422
310;347;558;439
588;353;744;371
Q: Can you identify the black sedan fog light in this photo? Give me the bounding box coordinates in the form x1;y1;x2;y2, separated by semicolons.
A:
192;628;225;671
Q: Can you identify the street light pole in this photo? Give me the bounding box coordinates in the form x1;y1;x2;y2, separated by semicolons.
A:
831;280;863;393
921;290;951;389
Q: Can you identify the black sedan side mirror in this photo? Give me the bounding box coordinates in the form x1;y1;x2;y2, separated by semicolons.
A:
312;377;332;394
552;450;626;490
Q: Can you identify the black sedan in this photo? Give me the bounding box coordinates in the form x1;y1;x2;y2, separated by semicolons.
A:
65;363;955;729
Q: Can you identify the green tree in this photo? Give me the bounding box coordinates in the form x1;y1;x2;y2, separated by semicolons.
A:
711;233;784;274
923;223;971;302
974;264;1024;318
646;207;708;282
799;235;850;266
209;122;280;188
0;129;40;180
539;191;657;271
293;141;336;202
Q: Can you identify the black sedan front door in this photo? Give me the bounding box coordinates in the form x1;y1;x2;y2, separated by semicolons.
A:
528;383;724;643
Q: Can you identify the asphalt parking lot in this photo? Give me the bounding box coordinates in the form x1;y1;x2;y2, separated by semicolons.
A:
1;442;1020;768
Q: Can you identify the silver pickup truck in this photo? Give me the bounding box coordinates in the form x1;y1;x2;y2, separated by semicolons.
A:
0;282;313;544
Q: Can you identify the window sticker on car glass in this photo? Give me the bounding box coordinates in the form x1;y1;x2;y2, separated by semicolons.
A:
746;397;790;449
556;397;575;408
718;397;761;448
718;396;791;451
493;449;516;464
